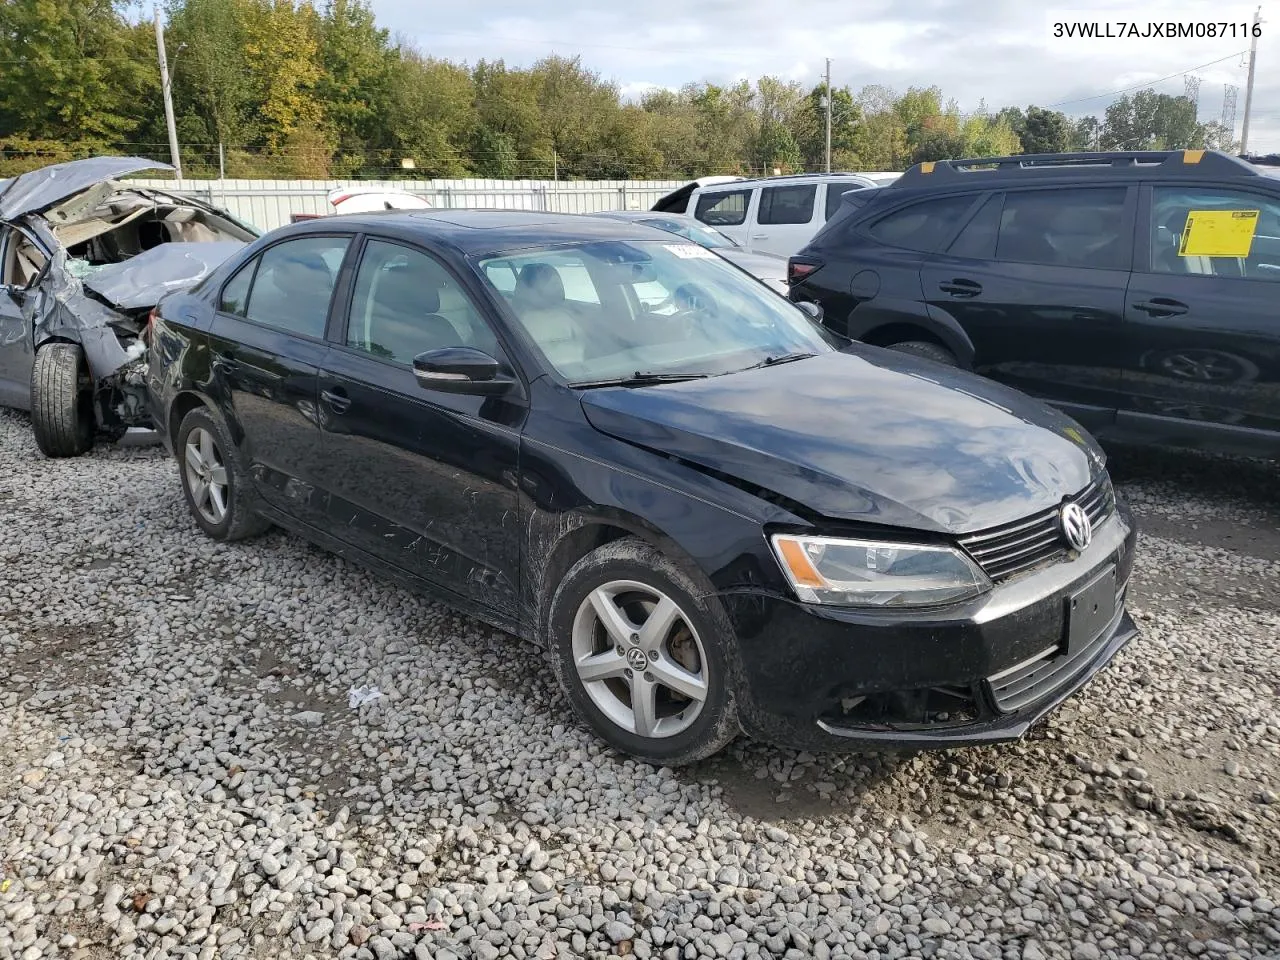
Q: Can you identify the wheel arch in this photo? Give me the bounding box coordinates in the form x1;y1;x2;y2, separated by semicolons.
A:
847;302;976;368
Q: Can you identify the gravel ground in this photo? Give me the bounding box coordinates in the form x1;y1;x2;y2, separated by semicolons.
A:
1;408;1278;960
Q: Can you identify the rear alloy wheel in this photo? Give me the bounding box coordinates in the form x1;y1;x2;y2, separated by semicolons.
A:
547;538;738;765
886;340;957;366
30;342;96;458
176;407;270;541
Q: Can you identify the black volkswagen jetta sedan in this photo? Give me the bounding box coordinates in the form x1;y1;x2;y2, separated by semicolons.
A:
147;210;1138;765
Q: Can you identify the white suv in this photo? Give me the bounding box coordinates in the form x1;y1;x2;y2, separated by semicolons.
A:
679;173;896;257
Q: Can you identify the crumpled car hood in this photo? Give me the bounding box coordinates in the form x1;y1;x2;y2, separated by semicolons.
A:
0;157;171;222
580;349;1105;535
82;242;246;311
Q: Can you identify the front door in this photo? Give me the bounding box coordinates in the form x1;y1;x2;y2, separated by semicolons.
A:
921;185;1136;432
317;237;524;625
204;233;353;524
1119;183;1280;455
0;225;47;409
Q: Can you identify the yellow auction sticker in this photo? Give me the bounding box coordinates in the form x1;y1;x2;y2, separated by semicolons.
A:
1178;209;1260;258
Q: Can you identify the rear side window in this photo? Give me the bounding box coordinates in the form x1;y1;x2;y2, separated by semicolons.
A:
947;195;1003;259
825;183;864;220
865;195;977;252
695;189;751;226
758;185;816;225
219;259;256;315
996;187;1128;270
244;236;351;338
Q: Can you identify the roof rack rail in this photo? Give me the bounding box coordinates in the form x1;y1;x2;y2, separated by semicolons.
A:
896;149;1258;183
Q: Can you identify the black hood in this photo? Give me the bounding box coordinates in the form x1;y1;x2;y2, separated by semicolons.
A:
580;349;1104;535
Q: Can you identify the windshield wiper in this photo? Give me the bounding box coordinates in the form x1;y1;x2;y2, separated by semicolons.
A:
741;352;818;371
570;371;711;389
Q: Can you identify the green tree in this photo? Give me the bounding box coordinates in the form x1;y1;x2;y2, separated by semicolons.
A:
167;0;253;157
317;0;396;175
1102;89;1204;150
1020;106;1071;153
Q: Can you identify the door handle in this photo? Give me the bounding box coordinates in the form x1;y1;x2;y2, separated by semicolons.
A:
321;387;351;413
751;233;769;239
1132;298;1188;318
938;279;982;297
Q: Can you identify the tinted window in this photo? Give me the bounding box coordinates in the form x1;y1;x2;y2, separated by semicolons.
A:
947;194;1003;259
759;185;816;225
245;236;350;338
219;259;255;315
996;187;1128;269
695;189;751;226
347;240;498;364
1149;186;1280;282
825;183;863;220
866;195;976;252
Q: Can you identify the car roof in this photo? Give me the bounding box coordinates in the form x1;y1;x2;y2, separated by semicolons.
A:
274;208;672;255
695;172;880;192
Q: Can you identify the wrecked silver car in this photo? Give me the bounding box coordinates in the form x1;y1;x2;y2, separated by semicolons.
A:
0;157;258;457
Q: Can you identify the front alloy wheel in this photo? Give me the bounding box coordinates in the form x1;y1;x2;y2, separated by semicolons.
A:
571;580;710;739
547;537;738;765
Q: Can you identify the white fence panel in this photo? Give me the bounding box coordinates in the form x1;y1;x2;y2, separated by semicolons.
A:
129;177;686;231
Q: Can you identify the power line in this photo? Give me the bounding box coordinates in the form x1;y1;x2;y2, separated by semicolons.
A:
1045;51;1248;108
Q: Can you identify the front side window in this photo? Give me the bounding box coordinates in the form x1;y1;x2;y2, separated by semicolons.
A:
865;195;977;252
347;239;499;364
759;185;817;225
995;187;1129;270
244;236;351;338
695;189;751;226
477;240;833;384
1149;186;1280;282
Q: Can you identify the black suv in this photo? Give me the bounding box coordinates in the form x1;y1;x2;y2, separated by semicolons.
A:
789;150;1280;459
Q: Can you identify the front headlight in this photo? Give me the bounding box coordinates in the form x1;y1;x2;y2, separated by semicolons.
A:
770;534;991;607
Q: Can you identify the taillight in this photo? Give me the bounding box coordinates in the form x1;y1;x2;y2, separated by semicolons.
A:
787;259;821;285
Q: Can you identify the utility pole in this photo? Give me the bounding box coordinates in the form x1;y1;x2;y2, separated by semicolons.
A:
154;7;183;181
1240;5;1262;154
824;58;833;173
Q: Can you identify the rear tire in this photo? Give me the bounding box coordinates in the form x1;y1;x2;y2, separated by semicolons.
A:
30;342;95;458
176;406;270;541
546;537;739;766
886;340;958;366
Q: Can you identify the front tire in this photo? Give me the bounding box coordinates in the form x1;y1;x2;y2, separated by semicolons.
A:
30;342;95;458
546;538;739;765
176;407;270;541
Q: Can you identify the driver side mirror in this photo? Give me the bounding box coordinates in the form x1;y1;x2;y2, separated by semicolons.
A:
795;300;824;323
413;346;514;396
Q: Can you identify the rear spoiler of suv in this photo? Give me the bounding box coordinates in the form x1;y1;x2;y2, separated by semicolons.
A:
896;149;1260;184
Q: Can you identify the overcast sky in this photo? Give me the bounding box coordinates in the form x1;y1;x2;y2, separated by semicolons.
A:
373;0;1277;154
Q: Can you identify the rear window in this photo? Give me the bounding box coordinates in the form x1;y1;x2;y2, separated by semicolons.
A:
695;189;750;226
825;183;865;220
865;195;977;252
758;185;816;225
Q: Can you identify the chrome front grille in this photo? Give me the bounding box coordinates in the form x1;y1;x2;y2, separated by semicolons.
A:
957;476;1115;581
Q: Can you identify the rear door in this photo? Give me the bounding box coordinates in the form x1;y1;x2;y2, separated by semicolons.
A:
750;183;819;257
1119;182;1280;454
920;184;1136;432
692;186;755;247
317;236;524;625
205;233;353;525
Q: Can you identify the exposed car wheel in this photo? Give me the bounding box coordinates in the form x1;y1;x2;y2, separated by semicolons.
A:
176;407;270;541
30;342;96;458
886;340;958;366
547;538;739;766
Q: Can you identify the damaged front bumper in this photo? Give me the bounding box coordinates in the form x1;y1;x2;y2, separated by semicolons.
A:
720;501;1139;752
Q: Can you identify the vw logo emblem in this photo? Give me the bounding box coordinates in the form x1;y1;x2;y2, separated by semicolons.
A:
626;647;649;671
1060;502;1093;552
